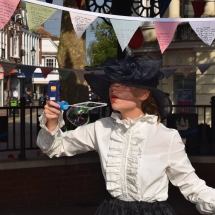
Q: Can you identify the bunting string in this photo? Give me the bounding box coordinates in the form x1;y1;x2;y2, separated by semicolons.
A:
23;0;215;22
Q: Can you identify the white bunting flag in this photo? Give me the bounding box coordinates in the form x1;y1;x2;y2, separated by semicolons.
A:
181;67;193;78
189;21;215;46
69;12;97;38
110;19;141;51
197;63;213;74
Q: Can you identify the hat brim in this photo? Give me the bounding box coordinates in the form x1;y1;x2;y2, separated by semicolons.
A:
84;74;172;120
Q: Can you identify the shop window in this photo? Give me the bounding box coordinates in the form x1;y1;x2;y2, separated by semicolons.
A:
173;74;196;114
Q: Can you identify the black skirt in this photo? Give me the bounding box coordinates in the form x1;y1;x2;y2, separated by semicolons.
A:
95;194;177;215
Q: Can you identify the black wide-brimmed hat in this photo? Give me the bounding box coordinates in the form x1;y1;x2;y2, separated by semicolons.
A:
84;55;172;120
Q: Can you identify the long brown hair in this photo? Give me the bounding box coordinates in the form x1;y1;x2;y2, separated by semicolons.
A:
141;92;161;122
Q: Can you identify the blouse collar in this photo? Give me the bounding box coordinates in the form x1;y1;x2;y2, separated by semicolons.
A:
111;112;158;128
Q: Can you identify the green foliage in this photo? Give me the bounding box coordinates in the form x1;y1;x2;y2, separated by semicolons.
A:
87;21;117;66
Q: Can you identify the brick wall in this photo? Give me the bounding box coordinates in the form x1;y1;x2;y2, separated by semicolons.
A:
1;159;215;211
0;162;107;210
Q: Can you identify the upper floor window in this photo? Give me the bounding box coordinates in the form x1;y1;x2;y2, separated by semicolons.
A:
46;58;56;67
1;48;5;59
14;35;18;57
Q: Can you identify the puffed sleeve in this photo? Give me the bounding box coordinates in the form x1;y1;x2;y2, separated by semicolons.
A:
36;112;98;158
166;131;215;214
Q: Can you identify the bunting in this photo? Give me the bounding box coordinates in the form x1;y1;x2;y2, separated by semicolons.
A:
0;62;17;76
45;0;53;3
154;22;179;53
69;12;97;39
0;0;20;30
191;1;206;18
41;68;53;78
160;68;178;79
181;67;193;78
21;66;35;81
75;0;82;9
26;2;57;33
110;19;141;51
74;69;88;83
58;69;72;80
189;21;215;46
197;63;213;74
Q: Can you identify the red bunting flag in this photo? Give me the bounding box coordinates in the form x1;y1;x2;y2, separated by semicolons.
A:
41;68;52;78
75;0;82;9
191;1;206;18
128;27;144;49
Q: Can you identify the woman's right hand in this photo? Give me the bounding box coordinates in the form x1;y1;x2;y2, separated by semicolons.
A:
44;100;61;131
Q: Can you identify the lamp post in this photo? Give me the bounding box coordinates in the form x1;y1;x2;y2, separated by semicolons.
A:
30;47;36;105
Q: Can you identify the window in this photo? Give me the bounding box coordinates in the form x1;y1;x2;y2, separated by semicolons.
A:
1;48;5;59
173;74;196;113
14;35;18;56
46;58;56;67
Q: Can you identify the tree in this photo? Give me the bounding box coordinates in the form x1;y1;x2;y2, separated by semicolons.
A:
87;21;117;66
57;0;88;106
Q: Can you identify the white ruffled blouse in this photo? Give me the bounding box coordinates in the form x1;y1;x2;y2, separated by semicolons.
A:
37;112;215;214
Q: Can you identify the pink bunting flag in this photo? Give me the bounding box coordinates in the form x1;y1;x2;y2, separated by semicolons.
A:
154;22;179;53
0;0;20;30
41;68;52;78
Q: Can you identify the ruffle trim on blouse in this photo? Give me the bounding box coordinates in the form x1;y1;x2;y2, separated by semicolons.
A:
106;113;155;200
111;112;158;128
39;111;65;135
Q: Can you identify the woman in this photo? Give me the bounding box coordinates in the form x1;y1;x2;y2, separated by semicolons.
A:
37;55;215;215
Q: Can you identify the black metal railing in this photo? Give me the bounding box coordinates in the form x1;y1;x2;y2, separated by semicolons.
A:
0;97;215;159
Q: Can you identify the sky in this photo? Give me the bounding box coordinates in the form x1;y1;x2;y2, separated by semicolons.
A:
38;0;101;49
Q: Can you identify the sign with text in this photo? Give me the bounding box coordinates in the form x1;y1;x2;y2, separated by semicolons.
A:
177;89;194;113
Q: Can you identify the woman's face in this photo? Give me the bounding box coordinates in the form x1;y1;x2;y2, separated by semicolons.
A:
109;83;150;117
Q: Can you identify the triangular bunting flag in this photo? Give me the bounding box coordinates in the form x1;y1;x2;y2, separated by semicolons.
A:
110;19;141;51
58;69;72;80
154;22;179;53
21;66;35;81
75;0;82;9
69;12;97;39
160;68;178;79
181;67;193;78
197;63;213;74
74;69;88;83
191;1;206;18
189;21;215;46
0;0;20;30
26;2;57;33
41;68;52;78
0;62;17;76
45;0;53;3
158;0;171;18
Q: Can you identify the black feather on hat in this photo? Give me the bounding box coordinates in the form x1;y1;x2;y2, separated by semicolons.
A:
84;55;172;120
